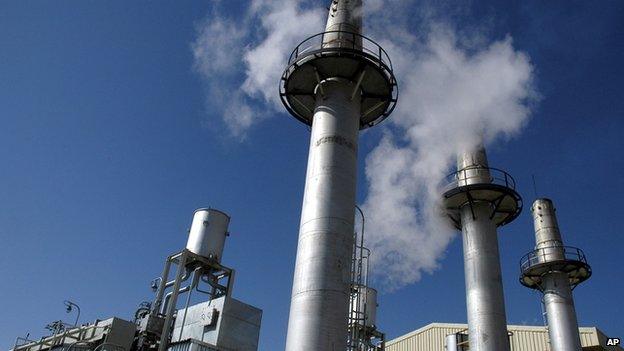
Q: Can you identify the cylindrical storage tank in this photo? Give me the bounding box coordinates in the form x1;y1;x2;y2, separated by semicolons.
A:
350;285;378;328
186;208;230;262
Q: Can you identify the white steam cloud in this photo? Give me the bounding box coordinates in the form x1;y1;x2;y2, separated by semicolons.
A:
192;1;324;138
192;1;537;290
361;29;536;291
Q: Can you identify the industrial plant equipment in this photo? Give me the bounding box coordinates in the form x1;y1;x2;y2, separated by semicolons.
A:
280;1;397;349
519;198;592;351
442;147;522;351
10;208;261;351
348;208;385;351
445;331;469;351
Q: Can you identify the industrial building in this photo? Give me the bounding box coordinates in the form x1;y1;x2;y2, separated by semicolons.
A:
10;209;263;351
385;323;624;351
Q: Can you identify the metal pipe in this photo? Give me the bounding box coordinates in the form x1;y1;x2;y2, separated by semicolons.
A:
161;286;191;315
285;76;361;351
164;268;191;289
226;269;235;297
351;71;366;100
458;147;511;351
177;268;202;341
531;199;583;351
152;257;173;313
158;252;188;351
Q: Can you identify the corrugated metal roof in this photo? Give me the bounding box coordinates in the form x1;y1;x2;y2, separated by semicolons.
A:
386;323;623;351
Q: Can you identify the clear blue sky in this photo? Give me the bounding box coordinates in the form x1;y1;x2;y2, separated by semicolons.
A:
1;1;622;350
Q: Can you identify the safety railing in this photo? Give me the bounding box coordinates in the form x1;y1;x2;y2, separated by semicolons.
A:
444;166;517;191
12;324;111;351
287;31;394;71
520;246;589;273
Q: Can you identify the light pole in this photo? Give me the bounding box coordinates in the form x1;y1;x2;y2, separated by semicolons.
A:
64;300;81;327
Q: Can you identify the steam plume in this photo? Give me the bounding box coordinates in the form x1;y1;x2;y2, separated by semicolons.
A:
361;2;537;290
192;0;537;290
191;1;324;138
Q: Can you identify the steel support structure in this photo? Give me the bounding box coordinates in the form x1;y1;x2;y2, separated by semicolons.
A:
152;249;235;351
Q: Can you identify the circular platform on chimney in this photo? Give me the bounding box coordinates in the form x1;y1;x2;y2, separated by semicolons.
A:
442;167;522;229
519;246;592;290
280;31;398;129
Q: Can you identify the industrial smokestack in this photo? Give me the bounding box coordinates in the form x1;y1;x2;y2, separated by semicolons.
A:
280;1;397;350
520;199;592;351
442;146;522;351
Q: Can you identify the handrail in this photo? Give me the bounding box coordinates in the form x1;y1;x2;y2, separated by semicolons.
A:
287;30;394;71
520;245;589;273
12;324;111;351
444;166;517;191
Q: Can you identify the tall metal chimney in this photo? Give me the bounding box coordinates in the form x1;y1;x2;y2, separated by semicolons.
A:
519;198;592;351
280;1;397;350
442;146;522;351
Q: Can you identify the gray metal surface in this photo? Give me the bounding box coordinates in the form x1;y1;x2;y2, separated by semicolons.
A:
11;318;136;351
324;0;362;49
159;252;189;351
456;148;511;351
456;148;491;185
533;199;565;262
168;340;219;351
285;76;361;351
171;296;262;351
530;199;583;351
542;272;582;351
284;2;395;350
186;209;230;262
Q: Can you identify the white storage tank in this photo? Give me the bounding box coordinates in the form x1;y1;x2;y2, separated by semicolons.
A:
350;285;378;328
186;208;230;262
